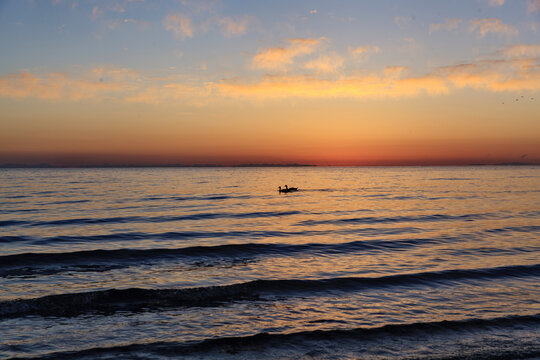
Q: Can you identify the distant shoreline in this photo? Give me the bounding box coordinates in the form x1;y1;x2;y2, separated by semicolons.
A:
0;163;318;169
1;163;538;169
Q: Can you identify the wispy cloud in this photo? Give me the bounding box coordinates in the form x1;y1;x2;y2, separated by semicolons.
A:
384;66;407;78
429;18;462;34
349;45;380;60
217;51;540;99
501;44;540;58
0;67;212;106
488;0;505;7
305;54;344;74
123;18;150;31
89;1;148;36
179;0;219;14
394;16;412;29
469;18;518;38
0;68;136;101
252;38;322;70
90;6;103;21
3;44;539;104
125;83;211;105
92;67;138;82
219;15;251;37
214;73;448;100
309;9;317;15
100;0;145;14
436;58;540;91
528;0;540;13
109;2;126;13
163;13;193;40
103;19;121;31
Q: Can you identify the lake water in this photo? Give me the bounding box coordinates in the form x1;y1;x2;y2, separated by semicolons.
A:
0;167;539;359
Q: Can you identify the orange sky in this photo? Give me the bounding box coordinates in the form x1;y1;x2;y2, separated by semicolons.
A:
1;0;539;166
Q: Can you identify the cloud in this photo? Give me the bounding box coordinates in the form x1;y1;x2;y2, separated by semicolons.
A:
349;45;380;60
125;83;210;105
309;9;317;14
252;38;321;70
501;44;540;58
394;16;412;29
0;69;135;101
89;2;149;35
110;2;126;13
91;6;103;21
92;67;138;81
528;0;540;13
219;15;250;37
3;45;538;104
488;0;505;6
107;0;146;13
179;0;219;14
0;67;208;105
163;13;193;40
436;58;540;91
429;18;462;34
305;54;344;73
216;53;540;99
401;37;420;53
104;19;121;31
214;73;448;100
123;18;150;31
469;18;518;37
384;66;407;78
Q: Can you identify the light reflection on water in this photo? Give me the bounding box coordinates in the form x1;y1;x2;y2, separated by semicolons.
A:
0;166;539;358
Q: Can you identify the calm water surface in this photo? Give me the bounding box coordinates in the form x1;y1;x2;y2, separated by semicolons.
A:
0;167;539;359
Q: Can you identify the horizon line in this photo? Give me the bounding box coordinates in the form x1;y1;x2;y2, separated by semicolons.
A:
1;162;538;169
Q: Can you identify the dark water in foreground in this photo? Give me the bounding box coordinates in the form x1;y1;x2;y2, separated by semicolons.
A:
0;167;539;359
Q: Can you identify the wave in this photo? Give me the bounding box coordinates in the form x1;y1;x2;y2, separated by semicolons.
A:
0;208;39;214
0;210;302;227
41;199;91;205
3;194;28;198
4;221;536;247
0;237;448;277
0;226;419;245
1;263;538;318
2;237;535;278
0;220;25;227
485;225;540;234
295;213;495;226
17;313;540;359
140;194;253;202
1;211;504;229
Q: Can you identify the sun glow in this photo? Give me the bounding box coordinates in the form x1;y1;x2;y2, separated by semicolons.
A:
0;1;539;166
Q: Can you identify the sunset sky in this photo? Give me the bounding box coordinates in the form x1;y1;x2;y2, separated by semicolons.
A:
1;0;539;166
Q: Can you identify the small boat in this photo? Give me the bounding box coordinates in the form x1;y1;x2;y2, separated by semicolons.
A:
278;185;299;193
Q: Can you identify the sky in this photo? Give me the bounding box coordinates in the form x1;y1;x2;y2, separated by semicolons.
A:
0;0;539;166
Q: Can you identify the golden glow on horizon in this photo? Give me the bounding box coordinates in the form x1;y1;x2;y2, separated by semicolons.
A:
1;1;539;166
